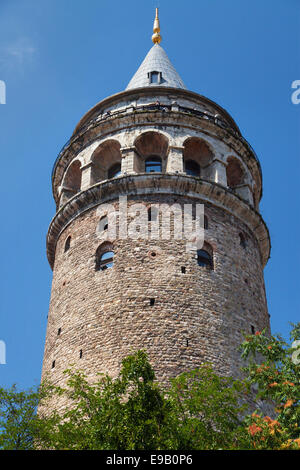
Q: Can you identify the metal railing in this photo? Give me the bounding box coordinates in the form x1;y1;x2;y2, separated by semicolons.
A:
51;101;261;181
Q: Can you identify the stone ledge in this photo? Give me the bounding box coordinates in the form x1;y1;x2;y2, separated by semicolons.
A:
46;174;271;270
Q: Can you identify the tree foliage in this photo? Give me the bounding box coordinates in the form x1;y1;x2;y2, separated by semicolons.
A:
0;323;299;450
240;322;300;449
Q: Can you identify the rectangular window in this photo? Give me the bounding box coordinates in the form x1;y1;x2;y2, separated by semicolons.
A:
150;72;160;84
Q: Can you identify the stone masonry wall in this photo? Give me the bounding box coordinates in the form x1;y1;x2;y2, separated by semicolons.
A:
41;193;270;408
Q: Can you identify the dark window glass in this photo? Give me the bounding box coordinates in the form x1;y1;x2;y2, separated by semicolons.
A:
145;156;162;173
108;163;121;179
99;251;114;270
185;160;200;177
197;249;213;269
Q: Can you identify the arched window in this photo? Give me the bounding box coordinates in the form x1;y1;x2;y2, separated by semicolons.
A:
183;138;214;176
145;156;162;173
97;250;114;271
64;236;71;253
197;248;213;269
185;159;200;177
108;163;121;179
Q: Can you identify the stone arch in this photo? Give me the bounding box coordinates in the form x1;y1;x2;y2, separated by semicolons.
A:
226;156;246;189
183;137;214;177
134;131;169;173
62;159;82;200
95;241;114;271
91;139;122;184
197;241;214;269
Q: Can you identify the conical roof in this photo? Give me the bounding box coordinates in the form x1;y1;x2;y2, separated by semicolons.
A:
126;44;187;91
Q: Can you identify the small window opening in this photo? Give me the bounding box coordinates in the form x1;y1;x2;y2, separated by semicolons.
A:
181;266;186;274
186;339;189;347
150;298;155;306
99;215;109;232
239;233;247;249
204;215;208;230
57;328;61;336
64;236;71;253
251;325;255;335
52;360;56;369
197;249;213;269
79;350;83;359
150;71;160;84
98;251;114;271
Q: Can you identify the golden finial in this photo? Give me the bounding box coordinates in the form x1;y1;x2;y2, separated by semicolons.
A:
152;7;162;44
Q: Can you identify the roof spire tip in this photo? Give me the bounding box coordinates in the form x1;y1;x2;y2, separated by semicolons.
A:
152;7;162;44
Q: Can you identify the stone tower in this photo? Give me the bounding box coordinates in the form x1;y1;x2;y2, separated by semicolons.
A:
42;10;271;392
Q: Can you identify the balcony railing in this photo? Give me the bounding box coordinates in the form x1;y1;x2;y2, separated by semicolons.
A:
52;102;261;181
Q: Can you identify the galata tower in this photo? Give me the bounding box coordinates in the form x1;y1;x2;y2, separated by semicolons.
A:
42;9;271;391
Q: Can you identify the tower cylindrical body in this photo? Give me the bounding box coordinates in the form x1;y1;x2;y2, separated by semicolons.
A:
42;87;271;399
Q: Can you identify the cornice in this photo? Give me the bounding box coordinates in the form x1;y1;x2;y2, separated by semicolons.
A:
47;174;270;270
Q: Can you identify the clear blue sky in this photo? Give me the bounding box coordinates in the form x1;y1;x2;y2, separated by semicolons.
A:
0;0;299;389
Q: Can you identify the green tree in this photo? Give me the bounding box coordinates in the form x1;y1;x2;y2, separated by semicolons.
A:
1;323;299;450
0;385;40;450
36;351;250;450
240;322;300;449
164;365;250;449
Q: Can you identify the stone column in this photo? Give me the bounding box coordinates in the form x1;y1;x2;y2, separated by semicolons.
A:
209;159;227;186
120;146;141;174
166;146;184;173
80;162;93;190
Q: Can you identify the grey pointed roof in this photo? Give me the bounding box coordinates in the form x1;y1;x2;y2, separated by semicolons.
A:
126;44;187;91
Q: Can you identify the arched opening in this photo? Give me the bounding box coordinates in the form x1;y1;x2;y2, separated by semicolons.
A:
63;160;82;197
64;236;71;253
183;138;214;177
226;156;245;189
134;131;169;173
91;140;122;184
98;216;108;232
197;242;214;269
95;243;114;271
